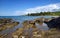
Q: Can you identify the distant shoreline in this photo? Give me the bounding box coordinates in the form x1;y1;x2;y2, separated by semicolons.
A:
26;11;60;16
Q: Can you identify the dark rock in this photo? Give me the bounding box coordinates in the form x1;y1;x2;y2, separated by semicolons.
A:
44;17;60;29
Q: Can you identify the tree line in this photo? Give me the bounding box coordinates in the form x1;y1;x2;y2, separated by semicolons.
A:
27;11;60;16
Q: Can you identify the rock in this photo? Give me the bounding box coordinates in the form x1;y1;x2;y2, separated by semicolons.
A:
22;20;36;30
44;17;60;29
0;18;19;31
12;35;18;38
34;17;45;26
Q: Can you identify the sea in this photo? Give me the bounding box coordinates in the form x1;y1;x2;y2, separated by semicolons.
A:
0;16;57;37
0;16;53;22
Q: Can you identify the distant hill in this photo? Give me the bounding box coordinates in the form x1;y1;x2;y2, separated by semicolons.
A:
26;11;60;16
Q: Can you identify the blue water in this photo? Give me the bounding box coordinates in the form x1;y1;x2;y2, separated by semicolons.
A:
0;16;52;23
0;16;52;36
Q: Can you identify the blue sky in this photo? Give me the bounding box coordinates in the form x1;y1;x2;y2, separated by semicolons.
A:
0;0;60;16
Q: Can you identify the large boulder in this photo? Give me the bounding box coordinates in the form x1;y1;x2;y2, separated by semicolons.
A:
44;17;60;29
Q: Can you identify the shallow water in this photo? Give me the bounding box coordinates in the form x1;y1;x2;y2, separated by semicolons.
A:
0;16;54;36
35;23;49;30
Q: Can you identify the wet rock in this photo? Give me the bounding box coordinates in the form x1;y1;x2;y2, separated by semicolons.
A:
0;18;19;31
12;28;24;38
22;20;36;29
34;17;45;26
44;17;60;29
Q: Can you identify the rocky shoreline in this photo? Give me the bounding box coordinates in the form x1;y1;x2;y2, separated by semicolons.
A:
12;17;60;38
0;18;19;31
0;18;19;38
0;17;60;38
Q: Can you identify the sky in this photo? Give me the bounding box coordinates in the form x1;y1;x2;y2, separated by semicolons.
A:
0;0;60;16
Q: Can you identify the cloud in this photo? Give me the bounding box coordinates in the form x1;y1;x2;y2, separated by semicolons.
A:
13;11;26;16
15;3;60;15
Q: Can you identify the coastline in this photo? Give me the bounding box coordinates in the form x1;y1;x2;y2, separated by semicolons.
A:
0;16;60;38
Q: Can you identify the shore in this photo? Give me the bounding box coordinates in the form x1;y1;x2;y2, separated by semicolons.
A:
12;17;60;38
0;17;60;38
